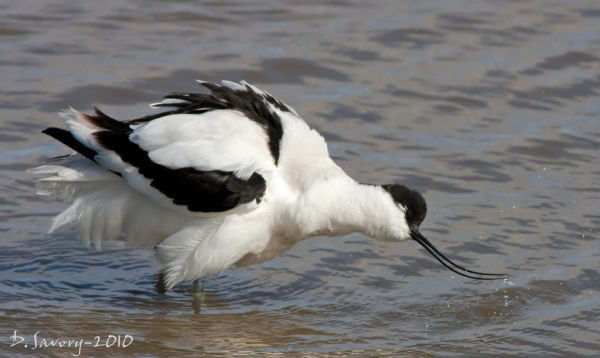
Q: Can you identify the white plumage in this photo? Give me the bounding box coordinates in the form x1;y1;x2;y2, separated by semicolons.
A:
30;80;505;288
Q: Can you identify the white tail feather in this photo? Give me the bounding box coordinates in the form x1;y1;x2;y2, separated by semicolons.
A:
30;156;194;249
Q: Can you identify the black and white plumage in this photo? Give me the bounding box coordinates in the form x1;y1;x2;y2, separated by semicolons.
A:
30;80;505;287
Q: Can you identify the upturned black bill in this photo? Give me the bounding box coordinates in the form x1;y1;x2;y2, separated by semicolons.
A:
410;229;507;280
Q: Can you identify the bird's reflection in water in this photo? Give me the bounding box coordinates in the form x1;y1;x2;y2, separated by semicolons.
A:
191;279;204;313
192;289;205;314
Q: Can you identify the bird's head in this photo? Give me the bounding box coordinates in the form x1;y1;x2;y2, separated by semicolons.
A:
382;184;427;231
381;184;506;280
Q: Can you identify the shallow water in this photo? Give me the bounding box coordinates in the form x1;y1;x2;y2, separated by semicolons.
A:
1;0;599;356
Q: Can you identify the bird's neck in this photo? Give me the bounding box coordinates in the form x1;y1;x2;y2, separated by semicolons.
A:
291;177;402;240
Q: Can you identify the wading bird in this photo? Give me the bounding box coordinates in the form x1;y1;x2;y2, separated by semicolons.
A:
30;80;506;289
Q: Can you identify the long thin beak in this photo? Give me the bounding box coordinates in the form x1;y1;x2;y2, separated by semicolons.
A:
409;229;507;280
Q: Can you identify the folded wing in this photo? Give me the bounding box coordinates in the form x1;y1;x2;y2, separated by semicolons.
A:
43;80;286;213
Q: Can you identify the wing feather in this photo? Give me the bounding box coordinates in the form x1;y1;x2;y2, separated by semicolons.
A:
42;80;293;213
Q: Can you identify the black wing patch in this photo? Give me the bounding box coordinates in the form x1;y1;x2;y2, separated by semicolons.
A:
129;81;287;164
44;107;266;213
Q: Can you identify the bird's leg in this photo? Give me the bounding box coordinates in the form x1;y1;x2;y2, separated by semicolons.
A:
155;271;166;294
191;278;203;293
191;278;204;313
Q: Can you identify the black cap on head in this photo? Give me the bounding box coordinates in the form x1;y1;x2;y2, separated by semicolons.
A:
382;184;427;229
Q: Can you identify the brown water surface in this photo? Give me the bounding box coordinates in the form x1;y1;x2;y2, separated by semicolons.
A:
1;0;599;356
